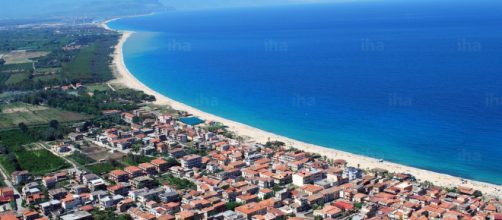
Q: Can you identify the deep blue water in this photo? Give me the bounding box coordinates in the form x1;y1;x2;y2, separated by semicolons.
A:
109;0;502;184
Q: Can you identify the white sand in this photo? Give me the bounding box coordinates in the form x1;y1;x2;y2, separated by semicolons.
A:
103;21;502;197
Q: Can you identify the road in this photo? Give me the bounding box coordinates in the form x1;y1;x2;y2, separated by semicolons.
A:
0;164;25;214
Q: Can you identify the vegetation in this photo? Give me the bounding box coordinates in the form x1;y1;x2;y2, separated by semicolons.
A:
0;26;119;92
226;202;244;211
68;151;96;165
0;102;90;128
17;88;154;115
159;174;196;190
16;149;71;175
120;153;152;166
91;209;132;220
86;160;123;175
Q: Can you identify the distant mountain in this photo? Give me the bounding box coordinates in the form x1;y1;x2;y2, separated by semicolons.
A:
0;0;166;20
160;0;353;10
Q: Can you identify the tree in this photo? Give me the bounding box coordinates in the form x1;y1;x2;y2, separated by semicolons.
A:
49;120;59;129
226;202;244;211
18;122;28;133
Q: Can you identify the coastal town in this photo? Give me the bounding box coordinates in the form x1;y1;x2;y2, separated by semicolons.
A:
0;2;502;219
0;101;501;220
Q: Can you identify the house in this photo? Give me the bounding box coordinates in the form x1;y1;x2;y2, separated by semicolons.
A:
170;148;186;158
175;210;204;220
180;154;202;169
313;205;342;219
61;194;81;210
129;207;156;220
235;203;267;220
122;112;136;124
11;170;29;185
124;166;145;179
89;178;107;191
0;187;15;203
131;176;156;189
43;176;58;189
68;132;84;141
99;195;124;208
117;198;135;212
151;158;170;173
39;200;62;215
139;163;157;175
292;169;325;186
342;167;362;181
60;211;92;220
48;188;68;200
23;210;40;220
109;170;129;183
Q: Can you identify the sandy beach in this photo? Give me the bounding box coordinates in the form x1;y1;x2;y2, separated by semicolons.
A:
103;22;502;197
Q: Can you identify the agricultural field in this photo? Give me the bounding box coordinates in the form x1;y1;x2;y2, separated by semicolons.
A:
0;144;71;175
0;102;91;128
2;50;49;64
85;161;123;175
16;148;71;175
0;26;119;91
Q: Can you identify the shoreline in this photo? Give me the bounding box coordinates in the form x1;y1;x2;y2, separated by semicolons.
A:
104;22;502;197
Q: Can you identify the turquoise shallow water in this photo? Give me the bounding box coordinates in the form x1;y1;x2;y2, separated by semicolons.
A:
109;0;502;184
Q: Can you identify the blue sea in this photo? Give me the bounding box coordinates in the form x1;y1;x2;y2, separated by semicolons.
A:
109;0;502;184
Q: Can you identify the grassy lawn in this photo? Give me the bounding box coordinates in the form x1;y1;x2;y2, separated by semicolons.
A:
120;154;152;166
0;102;91;128
159;174;196;190
68;151;96;165
0;148;71;175
5;72;29;85
0;129;39;148
86;83;110;92
16;149;71;175
0;156;18;175
86;161;123;175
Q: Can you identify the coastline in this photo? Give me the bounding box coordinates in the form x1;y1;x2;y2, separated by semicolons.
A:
104;22;502;196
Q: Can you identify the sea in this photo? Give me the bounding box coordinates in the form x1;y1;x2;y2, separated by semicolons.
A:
108;0;502;184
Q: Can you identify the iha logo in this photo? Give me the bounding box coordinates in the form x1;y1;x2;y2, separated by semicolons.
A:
194;93;218;107
292;94;316;107
456;149;482;162
361;38;385;52
485;94;502;107
388;93;413;107
457;38;482;53
265;39;289;52
167;39;192;52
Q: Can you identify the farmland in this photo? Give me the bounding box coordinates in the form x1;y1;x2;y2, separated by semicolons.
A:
0;102;91;129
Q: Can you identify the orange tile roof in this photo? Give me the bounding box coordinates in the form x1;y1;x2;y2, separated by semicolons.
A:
124;166;142;173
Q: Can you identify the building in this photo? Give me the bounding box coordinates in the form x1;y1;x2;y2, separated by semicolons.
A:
151;158;170;173
292;169;325;186
180;154;202;169
139;163;157;175
11;170;29;185
109;170;129;183
124;166;145;179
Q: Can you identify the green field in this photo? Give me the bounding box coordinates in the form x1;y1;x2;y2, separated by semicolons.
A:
86;83;111;92
0;148;71;175
120;154;152;166
68;151;96;165
0;102;91;128
5;73;30;85
86;161;123;175
16;149;71;175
